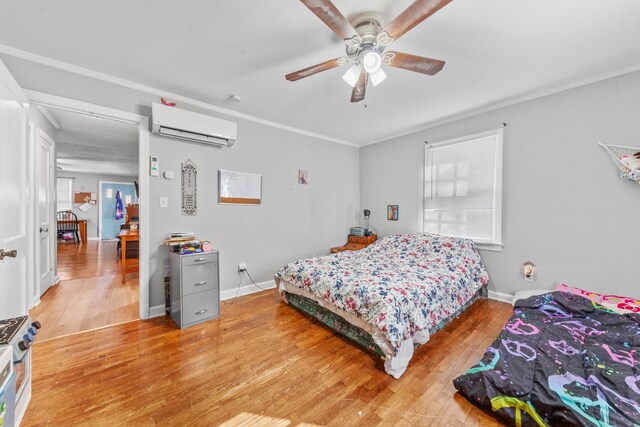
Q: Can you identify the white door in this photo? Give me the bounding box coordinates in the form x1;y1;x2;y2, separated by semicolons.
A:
36;130;54;297
0;59;29;319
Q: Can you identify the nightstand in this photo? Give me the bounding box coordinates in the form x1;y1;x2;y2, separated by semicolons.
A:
331;234;378;253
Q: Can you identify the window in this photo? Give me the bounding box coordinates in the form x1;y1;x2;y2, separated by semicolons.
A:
56;178;73;212
423;128;503;250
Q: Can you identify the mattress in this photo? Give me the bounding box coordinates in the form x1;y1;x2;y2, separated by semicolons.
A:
275;232;489;378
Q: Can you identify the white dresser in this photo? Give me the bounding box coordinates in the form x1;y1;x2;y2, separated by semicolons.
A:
169;251;220;328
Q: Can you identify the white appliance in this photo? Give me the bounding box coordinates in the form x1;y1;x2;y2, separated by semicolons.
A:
0;346;16;427
152;103;237;147
0;317;40;427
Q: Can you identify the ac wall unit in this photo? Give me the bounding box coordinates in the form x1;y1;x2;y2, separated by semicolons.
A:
152;103;237;147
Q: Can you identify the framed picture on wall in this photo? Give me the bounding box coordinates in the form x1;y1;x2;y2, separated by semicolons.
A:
387;205;398;221
219;170;262;205
298;169;308;185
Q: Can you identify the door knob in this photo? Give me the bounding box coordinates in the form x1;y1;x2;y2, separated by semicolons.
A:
0;249;18;260
40;227;48;233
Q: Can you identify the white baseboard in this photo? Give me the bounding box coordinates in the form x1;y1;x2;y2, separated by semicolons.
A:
220;279;276;301
488;289;514;304
148;304;167;318
88;237;101;241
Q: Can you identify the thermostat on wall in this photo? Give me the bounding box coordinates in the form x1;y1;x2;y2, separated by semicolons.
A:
163;171;175;180
150;156;159;176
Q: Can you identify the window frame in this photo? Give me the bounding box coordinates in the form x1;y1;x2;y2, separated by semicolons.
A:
423;128;504;252
56;177;73;212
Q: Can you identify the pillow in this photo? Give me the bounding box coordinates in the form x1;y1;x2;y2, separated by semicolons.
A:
555;283;640;314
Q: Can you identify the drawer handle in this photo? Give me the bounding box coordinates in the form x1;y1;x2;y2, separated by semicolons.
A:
195;309;208;315
194;258;207;262
195;281;207;286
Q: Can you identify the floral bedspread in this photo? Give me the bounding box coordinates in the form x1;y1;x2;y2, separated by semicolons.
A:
275;232;489;355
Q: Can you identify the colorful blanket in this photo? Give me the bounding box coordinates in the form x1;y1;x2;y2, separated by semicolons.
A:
275;233;489;357
454;292;640;426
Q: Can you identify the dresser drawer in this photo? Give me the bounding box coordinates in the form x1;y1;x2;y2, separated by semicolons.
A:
182;263;218;295
169;250;220;329
182;290;219;325
345;242;367;251
348;234;377;244
181;252;217;267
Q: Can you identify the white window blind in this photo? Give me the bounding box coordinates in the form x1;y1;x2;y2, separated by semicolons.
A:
56;178;73;212
424;128;503;249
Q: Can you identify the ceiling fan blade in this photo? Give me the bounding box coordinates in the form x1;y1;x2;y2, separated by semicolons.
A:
382;0;453;41
351;72;368;103
285;57;348;82
383;52;445;76
299;0;357;39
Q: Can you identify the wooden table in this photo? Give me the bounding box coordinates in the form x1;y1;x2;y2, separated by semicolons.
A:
118;229;140;283
57;219;88;244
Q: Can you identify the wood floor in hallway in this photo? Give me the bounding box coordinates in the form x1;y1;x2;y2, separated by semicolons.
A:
30;240;139;341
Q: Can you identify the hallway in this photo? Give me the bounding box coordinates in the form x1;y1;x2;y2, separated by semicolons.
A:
30;240;139;341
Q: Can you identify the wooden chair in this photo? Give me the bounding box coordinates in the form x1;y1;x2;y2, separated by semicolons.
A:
56;211;80;244
117;222;139;259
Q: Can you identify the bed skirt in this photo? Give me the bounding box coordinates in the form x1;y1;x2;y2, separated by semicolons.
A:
278;279;487;378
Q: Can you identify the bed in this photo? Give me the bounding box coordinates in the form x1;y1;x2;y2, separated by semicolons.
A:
453;291;640;426
274;232;489;378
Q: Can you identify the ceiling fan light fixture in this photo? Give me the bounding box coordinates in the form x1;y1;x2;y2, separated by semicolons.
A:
342;64;361;87
370;67;387;86
362;51;382;73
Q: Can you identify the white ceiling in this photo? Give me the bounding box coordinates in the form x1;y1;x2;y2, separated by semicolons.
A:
2;0;640;145
47;107;139;176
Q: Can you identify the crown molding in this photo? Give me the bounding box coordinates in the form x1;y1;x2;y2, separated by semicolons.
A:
35;105;60;129
0;44;358;147
360;62;640;147
3;43;639;149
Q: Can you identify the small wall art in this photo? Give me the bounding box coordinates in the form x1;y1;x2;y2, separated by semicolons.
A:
181;160;197;215
298;169;309;185
387;205;398;221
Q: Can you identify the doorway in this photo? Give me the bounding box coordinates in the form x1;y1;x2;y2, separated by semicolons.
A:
35;128;55;302
98;181;138;240
26;93;150;340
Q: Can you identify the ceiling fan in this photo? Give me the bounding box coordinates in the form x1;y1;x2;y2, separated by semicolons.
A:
285;0;453;103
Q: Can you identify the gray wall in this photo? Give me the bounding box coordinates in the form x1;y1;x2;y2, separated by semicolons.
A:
1;55;360;308
149;127;359;306
361;70;640;298
57;172;138;239
8;53;639;304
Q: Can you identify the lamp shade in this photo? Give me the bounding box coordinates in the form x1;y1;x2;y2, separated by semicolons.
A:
370;67;387;86
342;65;361;87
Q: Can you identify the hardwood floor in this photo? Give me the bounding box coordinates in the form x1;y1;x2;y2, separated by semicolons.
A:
56;240;138;281
30;241;139;341
23;291;512;426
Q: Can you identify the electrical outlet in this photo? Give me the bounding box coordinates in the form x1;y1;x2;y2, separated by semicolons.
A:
159;197;168;208
238;263;247;272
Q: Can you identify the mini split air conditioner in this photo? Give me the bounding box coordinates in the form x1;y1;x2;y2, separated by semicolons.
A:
152;103;237;147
